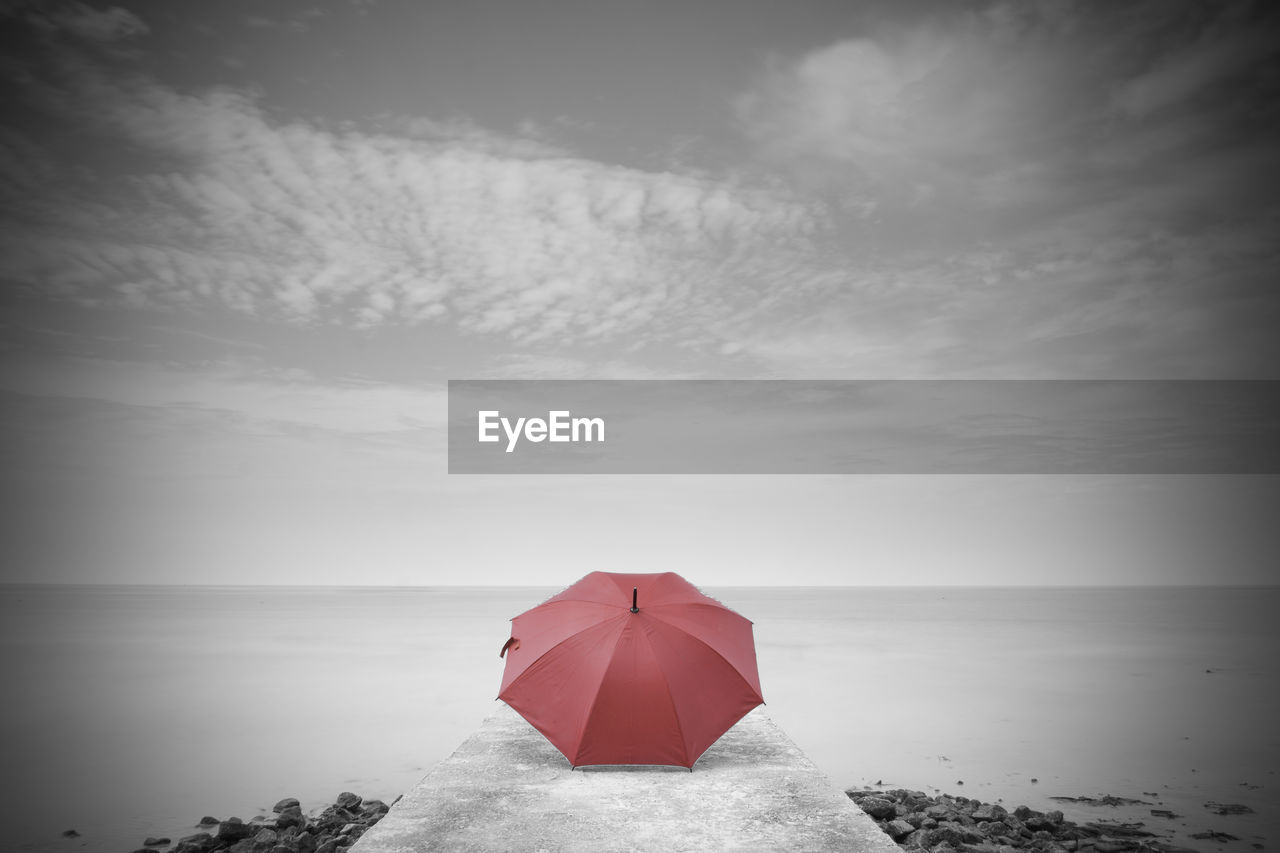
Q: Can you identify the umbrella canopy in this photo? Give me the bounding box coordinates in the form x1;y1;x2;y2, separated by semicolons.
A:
497;571;764;768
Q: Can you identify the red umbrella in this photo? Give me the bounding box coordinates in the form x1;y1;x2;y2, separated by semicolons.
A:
498;571;764;769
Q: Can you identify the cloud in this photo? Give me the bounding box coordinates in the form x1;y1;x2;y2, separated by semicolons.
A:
722;0;1280;377
734;1;1280;214
0;42;827;350
0;355;447;437
25;2;150;42
242;12;319;35
2;2;1278;381
483;353;696;380
734;6;1080;207
1109;4;1278;119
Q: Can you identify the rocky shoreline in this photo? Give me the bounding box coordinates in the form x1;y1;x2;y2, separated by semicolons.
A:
117;785;1260;853
847;788;1260;853
126;792;393;853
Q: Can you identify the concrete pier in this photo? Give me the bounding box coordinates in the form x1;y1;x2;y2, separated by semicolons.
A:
351;704;902;853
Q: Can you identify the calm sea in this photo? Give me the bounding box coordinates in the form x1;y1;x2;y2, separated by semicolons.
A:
2;586;1276;852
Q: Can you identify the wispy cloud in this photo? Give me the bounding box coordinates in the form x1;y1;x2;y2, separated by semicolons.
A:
0;355;446;438
242;13;316;35
25;2;150;43
735;2;1279;209
2;1;1277;381
0;37;827;350
728;0;1280;377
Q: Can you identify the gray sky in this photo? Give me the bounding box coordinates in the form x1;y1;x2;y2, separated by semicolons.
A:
1;0;1278;585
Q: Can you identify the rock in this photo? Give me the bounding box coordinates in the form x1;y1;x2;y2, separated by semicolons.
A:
1087;822;1154;838
859;787;1103;853
134;792;391;853
1205;802;1254;815
174;833;217;853
1050;795;1149;807
252;827;279;849
1094;843;1136;853
858;796;898;820
218;819;255;843
360;799;390;817
936;825;970;848
315;806;356;829
984;821;1011;837
972;804;1006;822
61;830;80;838
1191;830;1240;841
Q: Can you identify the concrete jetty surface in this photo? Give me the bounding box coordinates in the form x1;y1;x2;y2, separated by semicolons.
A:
351;704;902;853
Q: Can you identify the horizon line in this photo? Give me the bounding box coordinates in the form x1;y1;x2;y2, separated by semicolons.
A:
1;581;1276;590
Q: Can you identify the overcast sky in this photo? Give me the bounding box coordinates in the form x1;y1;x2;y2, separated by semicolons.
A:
2;0;1277;585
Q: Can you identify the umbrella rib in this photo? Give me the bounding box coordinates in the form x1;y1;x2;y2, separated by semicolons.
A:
568;617;630;765
500;612;625;700
636;622;691;767
644;600;753;623
642;612;764;704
